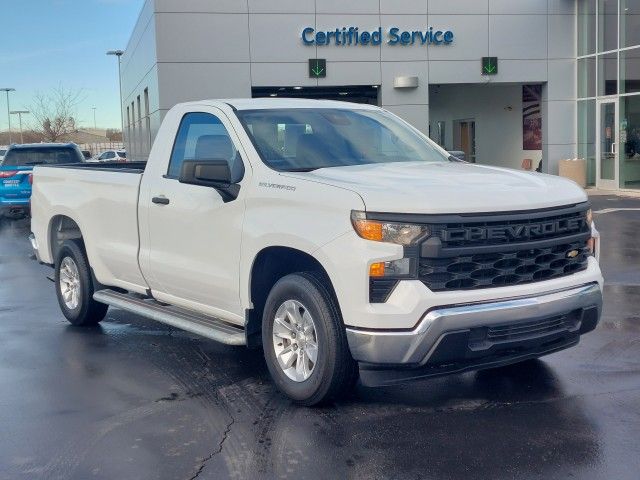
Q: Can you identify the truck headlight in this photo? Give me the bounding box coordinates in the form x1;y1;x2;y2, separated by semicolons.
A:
351;210;428;246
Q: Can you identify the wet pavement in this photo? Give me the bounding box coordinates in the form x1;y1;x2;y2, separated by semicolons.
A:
0;194;639;480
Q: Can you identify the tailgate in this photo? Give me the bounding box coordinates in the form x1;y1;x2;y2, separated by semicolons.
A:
0;167;31;203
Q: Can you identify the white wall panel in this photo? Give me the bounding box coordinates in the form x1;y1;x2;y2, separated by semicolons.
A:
429;15;489;60
154;0;247;13
250;14;315;62
489;15;548;59
381;0;427;14
248;0;315;14
548;14;576;59
155;13;250;63
428;0;488;15
489;0;547;15
157;63;251;110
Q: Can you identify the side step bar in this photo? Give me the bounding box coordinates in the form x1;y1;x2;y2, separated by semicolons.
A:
93;289;246;346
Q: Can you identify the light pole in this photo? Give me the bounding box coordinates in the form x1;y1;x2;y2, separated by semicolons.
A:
106;50;125;138
0;88;16;144
10;110;29;144
92;107;97;130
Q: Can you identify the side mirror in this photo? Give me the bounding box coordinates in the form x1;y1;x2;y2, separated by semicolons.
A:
179;160;240;202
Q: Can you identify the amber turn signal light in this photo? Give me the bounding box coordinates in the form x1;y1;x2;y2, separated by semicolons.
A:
369;262;386;277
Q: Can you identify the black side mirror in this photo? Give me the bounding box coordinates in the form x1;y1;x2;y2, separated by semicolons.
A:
179;159;240;202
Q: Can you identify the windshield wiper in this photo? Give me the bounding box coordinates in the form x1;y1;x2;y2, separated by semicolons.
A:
285;167;321;172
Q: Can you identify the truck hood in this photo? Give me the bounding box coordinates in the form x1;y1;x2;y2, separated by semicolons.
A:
292;161;588;213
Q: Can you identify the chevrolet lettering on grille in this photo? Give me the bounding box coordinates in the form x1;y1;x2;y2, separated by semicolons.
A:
442;217;585;242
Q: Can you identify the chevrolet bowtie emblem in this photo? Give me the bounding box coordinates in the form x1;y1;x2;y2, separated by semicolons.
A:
566;249;580;259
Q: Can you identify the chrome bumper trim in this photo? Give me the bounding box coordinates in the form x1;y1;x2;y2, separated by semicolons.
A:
346;283;602;366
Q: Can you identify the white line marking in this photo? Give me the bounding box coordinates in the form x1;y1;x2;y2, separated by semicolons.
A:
593;208;640;215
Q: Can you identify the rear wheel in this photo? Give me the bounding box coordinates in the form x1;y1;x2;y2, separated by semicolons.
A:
55;240;108;326
262;272;358;406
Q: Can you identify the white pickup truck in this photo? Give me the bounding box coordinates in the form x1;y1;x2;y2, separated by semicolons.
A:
30;99;603;405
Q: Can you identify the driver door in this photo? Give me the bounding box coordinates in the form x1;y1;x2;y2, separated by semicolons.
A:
144;109;247;320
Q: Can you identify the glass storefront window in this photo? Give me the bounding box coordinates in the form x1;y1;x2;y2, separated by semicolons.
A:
599;0;618;52
579;0;597;55
578;57;597;97
620;95;640;189
578;100;597;186
621;0;640;48
620;47;640;93
598;52;618;95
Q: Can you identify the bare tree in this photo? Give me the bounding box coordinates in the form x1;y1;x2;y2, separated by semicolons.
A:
105;128;123;142
30;86;83;142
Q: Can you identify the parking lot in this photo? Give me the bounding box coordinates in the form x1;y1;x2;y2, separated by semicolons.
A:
0;193;638;480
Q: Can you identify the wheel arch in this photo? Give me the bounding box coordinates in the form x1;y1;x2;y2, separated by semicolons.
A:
245;246;341;348
48;214;84;262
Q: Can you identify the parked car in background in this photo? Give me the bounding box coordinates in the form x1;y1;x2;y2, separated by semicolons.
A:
95;149;127;162
1;143;84;218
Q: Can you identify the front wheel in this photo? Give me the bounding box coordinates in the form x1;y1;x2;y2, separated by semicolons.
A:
262;272;358;406
55;240;108;326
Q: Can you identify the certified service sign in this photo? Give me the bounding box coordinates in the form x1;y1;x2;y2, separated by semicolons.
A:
301;27;454;46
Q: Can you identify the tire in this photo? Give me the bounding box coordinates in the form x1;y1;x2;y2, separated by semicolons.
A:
262;272;358;406
54;239;108;326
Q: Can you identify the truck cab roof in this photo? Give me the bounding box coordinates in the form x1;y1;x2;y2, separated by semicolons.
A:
177;98;380;111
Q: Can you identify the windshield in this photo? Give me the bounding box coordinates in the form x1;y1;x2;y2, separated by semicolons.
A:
2;147;83;166
236;108;448;171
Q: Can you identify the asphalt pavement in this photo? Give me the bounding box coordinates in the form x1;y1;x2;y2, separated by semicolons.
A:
0;194;639;480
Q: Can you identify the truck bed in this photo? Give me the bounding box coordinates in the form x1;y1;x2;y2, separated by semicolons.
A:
30;161;149;293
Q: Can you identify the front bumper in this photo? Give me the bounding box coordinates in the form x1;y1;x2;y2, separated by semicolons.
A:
346;283;602;384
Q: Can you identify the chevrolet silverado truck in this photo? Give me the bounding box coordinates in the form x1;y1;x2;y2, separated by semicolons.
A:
29;99;603;405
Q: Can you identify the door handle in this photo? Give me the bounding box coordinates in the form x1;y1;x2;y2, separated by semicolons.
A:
152;196;170;205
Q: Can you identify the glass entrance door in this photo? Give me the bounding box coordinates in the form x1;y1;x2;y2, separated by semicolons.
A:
597;99;619;189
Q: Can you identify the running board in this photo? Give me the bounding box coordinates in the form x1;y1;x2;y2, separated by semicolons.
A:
93;289;246;346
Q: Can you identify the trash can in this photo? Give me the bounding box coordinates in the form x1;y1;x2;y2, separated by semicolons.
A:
558;158;587;188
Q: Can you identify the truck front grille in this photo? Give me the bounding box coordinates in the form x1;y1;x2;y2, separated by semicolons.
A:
419;240;589;291
416;203;591;292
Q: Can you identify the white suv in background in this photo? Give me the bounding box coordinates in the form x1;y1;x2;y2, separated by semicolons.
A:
95;149;127;162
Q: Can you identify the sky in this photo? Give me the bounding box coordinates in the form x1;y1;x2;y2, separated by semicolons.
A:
0;0;144;132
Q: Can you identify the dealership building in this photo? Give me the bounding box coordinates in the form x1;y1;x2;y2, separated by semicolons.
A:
120;0;640;191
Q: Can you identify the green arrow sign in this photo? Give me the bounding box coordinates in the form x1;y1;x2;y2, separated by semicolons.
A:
309;59;327;78
482;57;498;75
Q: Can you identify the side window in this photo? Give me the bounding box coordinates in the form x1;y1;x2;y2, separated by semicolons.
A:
98;152;107;160
105;151;115;159
167;112;238;179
